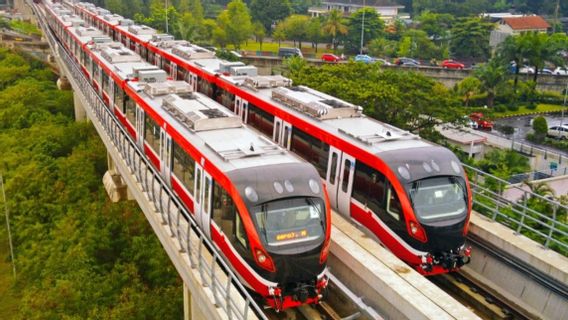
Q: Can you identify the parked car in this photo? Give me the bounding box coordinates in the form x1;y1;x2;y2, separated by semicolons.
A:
321;53;340;63
554;67;567;75
354;54;374;64
547;125;568;139
395;57;420;66
518;65;535;74
375;58;392;66
278;47;303;58
469;112;493;130
441;59;465;69
540;68;553;75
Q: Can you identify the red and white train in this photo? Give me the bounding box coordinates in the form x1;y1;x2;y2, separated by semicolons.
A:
68;1;471;276
40;1;333;310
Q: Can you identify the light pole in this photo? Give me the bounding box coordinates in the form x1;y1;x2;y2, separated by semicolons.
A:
561;80;567;128
165;0;169;34
1;174;16;279
360;0;366;55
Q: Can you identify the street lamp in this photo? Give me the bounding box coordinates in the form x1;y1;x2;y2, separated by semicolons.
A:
165;0;169;34
360;0;366;55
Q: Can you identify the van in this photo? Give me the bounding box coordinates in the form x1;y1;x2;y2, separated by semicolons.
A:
278;47;303;58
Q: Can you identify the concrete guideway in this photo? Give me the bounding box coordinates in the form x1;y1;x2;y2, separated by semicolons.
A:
329;211;480;320
466;212;568;319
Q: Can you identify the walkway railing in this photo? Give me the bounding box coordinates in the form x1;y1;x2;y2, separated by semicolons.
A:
31;3;266;319
463;163;568;256
508;166;568;184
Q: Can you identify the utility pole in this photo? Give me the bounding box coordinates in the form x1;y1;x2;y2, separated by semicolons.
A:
553;0;560;33
165;0;169;34
1;174;16;280
360;0;366;55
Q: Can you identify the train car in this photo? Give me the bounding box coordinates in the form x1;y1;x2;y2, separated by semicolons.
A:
42;3;332;310
78;5;474;275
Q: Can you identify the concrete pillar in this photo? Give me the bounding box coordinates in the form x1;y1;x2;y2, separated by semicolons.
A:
103;153;133;202
183;283;207;320
56;76;71;90
73;90;87;121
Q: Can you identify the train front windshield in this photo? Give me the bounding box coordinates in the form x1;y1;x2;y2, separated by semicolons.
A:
409;176;468;222
251;198;325;247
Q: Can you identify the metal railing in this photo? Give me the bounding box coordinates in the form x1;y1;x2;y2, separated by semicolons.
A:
463;163;568;255
511;140;568;167
508;166;568;184
31;4;266;319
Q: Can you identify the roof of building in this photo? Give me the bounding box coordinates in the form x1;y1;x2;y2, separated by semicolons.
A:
502;16;550;30
322;0;403;7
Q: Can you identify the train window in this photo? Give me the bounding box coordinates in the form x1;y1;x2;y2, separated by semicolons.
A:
341;159;351;192
386;187;402;221
409;177;467;222
148;51;155;65
248;103;274;137
114;85;124;110
235;214;247;248
274;122;281;144
204;178;210;214
290;127;329;177
195;169;201;202
93;63;100;85
125;98;136;125
353;162;386;214
198;77;213;96
217;88;235;111
144;115;160;152
172;141;195;194
141;47;147;61
213;183;240;242
329;153;338;184
177;68;184;81
164;59;171;73
102;74;111;97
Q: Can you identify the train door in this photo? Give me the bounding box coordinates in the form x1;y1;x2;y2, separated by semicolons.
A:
326;147;355;215
155;55;162;68
187;72;197;91
194;164;212;238
159;127;172;185
170;63;177;80
273;117;292;149
135;105;144;147
235;97;248;123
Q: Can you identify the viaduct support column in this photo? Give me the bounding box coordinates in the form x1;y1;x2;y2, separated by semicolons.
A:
184;283;207;320
103;153;133;202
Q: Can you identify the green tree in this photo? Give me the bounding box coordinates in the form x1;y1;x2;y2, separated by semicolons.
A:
306;17;324;52
321;9;348;51
368;37;398;58
416;11;454;42
249;0;291;32
517;32;568;83
344;8;385;54
450;17;494;60
279;14;310;48
457;77;481;107
474;59;507;107
397;29;442;60
216;0;253;49
532;116;548;142
252;21;266;50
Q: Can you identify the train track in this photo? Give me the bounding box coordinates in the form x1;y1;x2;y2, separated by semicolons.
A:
265;273;380;320
431;272;528;320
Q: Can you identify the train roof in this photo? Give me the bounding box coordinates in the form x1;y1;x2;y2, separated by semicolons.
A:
68;25;105;44
172;56;433;155
115;23;157;43
89;41;301;173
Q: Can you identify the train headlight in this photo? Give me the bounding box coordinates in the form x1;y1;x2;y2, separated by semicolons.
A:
408;221;427;243
256;250;266;263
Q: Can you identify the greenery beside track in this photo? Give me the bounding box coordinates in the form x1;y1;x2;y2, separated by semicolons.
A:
0;48;182;319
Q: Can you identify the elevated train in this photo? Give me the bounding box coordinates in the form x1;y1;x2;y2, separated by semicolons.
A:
41;1;332;310
70;1;472;276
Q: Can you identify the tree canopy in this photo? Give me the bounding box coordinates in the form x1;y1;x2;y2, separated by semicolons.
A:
0;48;182;319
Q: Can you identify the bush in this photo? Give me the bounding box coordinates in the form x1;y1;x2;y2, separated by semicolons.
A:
499;125;515;135
494;104;507;112
527;102;538;110
532;116;548;142
506;103;519;111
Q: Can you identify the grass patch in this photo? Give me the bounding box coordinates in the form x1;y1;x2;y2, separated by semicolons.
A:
227;41;336;58
9;20;42;37
0;229;19;319
493;104;568;118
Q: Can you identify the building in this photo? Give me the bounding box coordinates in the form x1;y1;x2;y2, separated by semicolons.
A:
309;0;405;23
490;15;550;48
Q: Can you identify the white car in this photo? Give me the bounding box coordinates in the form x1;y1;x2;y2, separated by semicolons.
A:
519;66;535;74
553;67;567;75
547;125;568;139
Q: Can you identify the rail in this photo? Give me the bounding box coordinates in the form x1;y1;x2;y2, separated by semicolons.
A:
31;3;267;319
508;166;568;184
463;163;568;255
511;140;568;166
